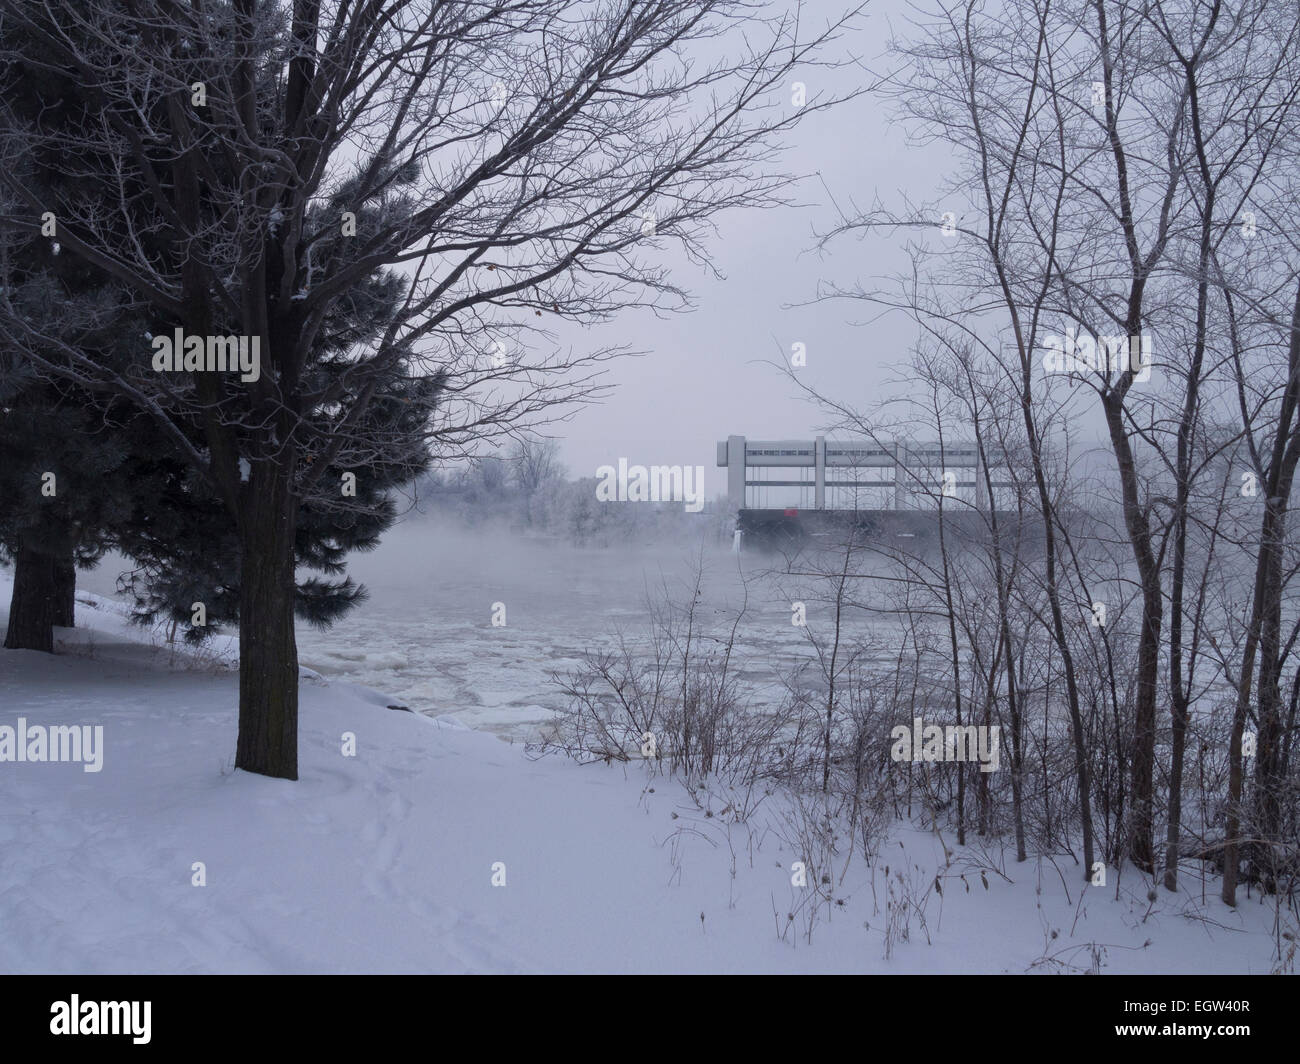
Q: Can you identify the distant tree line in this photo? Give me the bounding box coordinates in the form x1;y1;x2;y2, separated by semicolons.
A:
411;437;734;548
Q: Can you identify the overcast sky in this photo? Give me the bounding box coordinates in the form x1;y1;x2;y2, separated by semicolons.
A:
541;0;952;496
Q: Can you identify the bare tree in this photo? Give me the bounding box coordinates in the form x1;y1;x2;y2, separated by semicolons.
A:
511;435;564;493
804;0;1104;879
0;0;863;778
794;0;1300;894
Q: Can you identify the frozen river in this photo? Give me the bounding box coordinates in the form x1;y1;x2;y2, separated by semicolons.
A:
291;519;821;739
80;517;843;741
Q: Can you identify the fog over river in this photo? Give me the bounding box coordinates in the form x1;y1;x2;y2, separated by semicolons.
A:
80;518;881;741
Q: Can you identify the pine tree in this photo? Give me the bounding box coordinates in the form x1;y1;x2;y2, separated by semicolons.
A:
1;15;441;654
0;318;134;651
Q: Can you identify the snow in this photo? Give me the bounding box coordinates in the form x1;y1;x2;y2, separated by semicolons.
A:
0;572;1284;973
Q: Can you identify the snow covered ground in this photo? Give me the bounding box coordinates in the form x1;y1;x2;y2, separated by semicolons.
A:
0;568;1286;973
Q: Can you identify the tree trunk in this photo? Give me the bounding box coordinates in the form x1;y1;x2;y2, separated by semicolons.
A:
1164;686;1189;891
4;545;57;653
1251;499;1288;891
1224;280;1300;903
1005;630;1027;862
53;553;76;628
1023;436;1095;879
1100;386;1163;876
1126;587;1161;874
234;462;300;780
1222;608;1259;907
